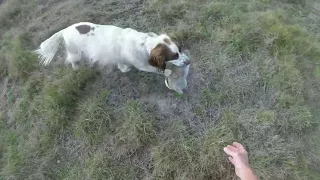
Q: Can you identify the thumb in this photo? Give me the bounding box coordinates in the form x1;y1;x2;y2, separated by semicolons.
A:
228;156;235;165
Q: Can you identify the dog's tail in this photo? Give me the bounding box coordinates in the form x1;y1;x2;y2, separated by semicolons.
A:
35;29;64;66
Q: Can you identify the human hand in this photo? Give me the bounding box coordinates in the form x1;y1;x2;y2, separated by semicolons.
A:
224;142;258;180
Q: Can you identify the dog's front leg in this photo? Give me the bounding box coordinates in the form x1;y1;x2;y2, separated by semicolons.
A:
118;63;132;73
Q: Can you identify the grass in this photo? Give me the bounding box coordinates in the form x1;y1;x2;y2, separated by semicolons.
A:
65;151;143;180
0;0;37;32
0;33;38;80
115;101;156;154
0;0;320;179
8;33;38;80
73;90;112;145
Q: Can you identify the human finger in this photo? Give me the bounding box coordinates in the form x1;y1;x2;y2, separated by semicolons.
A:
227;145;238;152
232;142;246;153
228;156;235;164
223;145;238;156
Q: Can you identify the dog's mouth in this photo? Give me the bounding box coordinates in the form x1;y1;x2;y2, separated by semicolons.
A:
184;60;191;66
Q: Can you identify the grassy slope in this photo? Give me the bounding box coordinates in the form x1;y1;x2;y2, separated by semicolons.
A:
0;0;320;179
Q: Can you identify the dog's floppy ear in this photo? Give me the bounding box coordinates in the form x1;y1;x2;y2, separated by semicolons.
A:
149;44;166;71
149;44;178;71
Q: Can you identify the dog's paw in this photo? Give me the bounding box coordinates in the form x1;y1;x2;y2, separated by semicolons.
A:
118;64;131;73
120;66;131;73
164;69;172;77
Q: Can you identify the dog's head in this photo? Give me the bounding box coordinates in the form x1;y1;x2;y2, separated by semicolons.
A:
148;34;185;71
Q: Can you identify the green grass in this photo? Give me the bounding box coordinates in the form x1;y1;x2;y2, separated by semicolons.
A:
152;119;197;179
115;101;156;154
73;90;112;145
0;0;319;179
0;0;37;32
0;32;38;80
65;151;143;180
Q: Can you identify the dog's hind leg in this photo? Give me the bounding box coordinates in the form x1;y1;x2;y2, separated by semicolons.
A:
65;40;81;70
66;52;81;70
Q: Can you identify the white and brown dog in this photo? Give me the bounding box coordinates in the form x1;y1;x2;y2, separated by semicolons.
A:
35;22;186;75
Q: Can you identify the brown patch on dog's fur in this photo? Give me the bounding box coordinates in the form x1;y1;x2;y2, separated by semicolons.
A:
75;25;91;34
164;38;172;45
149;44;179;71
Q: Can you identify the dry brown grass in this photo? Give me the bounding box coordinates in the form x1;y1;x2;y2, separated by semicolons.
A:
0;0;319;179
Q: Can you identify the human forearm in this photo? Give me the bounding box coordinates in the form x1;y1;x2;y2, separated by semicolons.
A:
238;166;258;180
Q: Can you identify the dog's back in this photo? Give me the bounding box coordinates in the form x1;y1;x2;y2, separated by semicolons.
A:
63;22;124;65
35;22;149;68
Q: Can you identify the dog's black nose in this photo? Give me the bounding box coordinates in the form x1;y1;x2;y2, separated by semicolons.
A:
184;60;191;65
